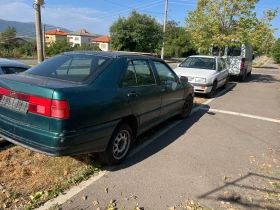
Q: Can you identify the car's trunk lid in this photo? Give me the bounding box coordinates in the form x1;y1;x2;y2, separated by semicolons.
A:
0;74;83;131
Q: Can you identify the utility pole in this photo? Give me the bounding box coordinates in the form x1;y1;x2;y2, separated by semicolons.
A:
42;24;46;59
34;0;44;63
161;0;168;60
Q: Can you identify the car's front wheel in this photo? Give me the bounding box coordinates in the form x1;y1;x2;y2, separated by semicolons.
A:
98;123;132;165
207;81;217;98
178;95;193;119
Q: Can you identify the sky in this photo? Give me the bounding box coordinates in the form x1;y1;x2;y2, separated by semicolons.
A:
0;0;280;38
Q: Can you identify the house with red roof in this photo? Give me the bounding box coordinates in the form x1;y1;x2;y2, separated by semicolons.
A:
44;28;67;47
92;35;110;51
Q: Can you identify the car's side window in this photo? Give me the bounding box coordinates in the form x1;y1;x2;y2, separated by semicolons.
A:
1;67;28;74
122;60;155;87
122;61;137;87
220;58;227;69
133;60;155;86
153;61;176;85
217;59;223;71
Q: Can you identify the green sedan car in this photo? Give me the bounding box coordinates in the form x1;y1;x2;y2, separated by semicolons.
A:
0;52;193;165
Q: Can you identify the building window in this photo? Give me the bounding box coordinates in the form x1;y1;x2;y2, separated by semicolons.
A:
75;37;79;41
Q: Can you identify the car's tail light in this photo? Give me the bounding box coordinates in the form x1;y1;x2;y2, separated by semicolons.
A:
29;96;52;116
51;100;70;119
0;87;70;119
240;58;245;71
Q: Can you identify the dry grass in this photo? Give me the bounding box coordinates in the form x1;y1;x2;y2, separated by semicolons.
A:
194;96;207;106
253;56;270;68
0;146;99;209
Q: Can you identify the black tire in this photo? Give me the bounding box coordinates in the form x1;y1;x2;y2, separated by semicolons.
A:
247;71;252;77
98;123;132;165
222;77;229;89
239;71;247;82
207;81;217;98
178;95;193;119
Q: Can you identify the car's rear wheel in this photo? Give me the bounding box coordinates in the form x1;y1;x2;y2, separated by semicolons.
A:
178;95;193;119
247;71;252;77
239;70;247;82
98;123;132;165
207;81;217;98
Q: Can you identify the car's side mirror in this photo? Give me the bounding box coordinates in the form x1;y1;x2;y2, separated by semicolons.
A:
179;76;188;83
177;63;180;67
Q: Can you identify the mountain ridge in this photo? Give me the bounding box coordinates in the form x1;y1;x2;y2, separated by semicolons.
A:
0;19;71;39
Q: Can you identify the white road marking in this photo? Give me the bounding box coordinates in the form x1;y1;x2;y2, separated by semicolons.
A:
35;83;240;210
200;107;280;124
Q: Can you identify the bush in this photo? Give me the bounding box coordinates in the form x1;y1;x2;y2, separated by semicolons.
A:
271;38;280;63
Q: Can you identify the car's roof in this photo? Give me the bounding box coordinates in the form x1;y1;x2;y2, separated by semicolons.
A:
64;51;161;60
189;55;218;59
0;58;31;68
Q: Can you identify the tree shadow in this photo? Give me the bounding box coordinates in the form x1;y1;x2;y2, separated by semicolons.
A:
246;74;279;83
110;106;210;172
197;172;280;210
253;66;279;70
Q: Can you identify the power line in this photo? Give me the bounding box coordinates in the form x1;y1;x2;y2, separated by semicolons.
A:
103;0;164;14
4;0;164;38
1;1;165;42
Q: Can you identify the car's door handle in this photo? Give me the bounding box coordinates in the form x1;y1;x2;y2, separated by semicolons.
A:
127;92;138;97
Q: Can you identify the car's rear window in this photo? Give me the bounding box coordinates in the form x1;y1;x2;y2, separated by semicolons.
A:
24;54;110;82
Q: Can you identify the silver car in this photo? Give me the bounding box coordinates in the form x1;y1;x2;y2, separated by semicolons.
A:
174;55;229;98
0;59;30;75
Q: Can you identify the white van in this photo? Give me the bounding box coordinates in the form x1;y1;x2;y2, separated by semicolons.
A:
210;44;254;82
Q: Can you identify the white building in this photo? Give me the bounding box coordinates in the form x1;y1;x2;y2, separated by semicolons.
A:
67;29;99;46
92;35;110;51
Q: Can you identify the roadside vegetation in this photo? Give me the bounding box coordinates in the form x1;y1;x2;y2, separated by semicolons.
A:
252;56;270;67
271;38;280;64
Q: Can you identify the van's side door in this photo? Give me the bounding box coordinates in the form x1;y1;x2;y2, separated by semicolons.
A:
120;59;162;131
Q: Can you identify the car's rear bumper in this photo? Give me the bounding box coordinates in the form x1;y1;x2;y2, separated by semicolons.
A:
0;114;118;156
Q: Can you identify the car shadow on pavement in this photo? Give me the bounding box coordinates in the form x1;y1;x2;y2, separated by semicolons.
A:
110;106;211;172
197;172;280;210
246;74;279;83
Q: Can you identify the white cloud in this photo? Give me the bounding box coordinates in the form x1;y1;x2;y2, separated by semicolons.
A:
0;1;112;35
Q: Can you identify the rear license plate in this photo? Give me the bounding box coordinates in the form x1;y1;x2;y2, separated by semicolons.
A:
0;95;29;114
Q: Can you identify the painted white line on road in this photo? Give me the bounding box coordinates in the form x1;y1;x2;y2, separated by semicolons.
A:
200;107;280;124
37;84;236;210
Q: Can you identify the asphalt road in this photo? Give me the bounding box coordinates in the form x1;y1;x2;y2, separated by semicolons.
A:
40;60;280;210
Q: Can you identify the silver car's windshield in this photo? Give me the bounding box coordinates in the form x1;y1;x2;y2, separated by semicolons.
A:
179;57;216;70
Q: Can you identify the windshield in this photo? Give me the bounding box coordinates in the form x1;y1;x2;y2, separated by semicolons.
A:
227;47;241;56
179;57;216;70
24;54;110;82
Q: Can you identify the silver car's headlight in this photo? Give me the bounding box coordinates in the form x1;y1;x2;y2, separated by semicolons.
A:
195;77;206;83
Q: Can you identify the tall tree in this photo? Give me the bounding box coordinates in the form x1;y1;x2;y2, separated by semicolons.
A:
0;26;18;52
185;0;278;55
110;10;162;53
164;21;197;57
